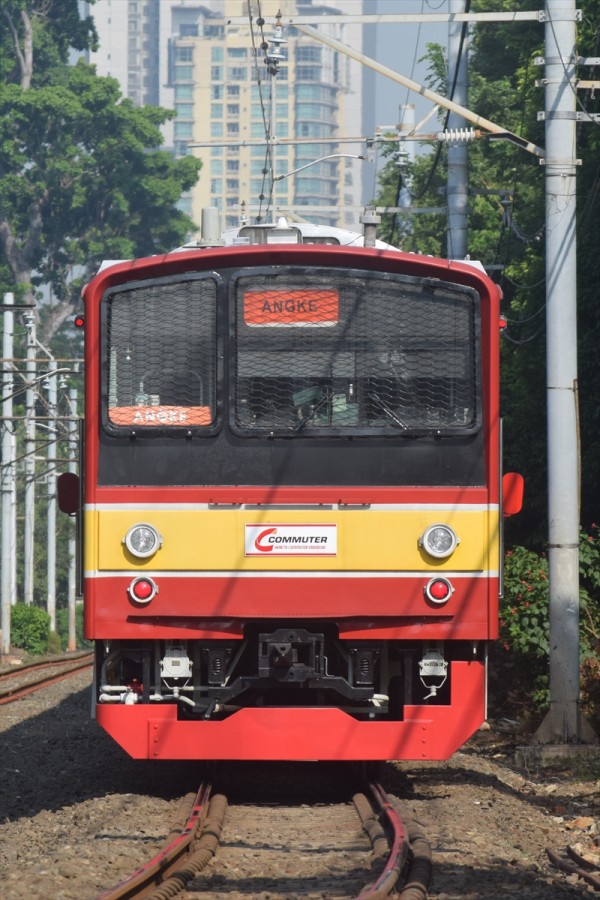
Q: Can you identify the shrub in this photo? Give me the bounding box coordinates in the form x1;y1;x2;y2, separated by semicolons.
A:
492;544;551;712
579;523;600;655
492;527;600;722
10;604;50;655
501;546;549;658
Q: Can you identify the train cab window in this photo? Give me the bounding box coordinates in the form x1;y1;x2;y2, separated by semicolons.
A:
103;276;218;432
232;268;480;436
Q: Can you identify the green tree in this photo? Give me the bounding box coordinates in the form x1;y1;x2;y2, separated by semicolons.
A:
1;0;97;88
0;0;201;341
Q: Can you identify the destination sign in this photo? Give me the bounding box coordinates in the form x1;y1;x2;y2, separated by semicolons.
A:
244;289;339;326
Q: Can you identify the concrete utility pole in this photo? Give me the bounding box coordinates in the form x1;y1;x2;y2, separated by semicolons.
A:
46;358;57;632
1;293;17;654
23;313;36;605
535;0;596;746
446;0;469;260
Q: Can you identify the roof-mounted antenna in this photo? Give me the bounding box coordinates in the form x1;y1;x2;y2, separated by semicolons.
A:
360;205;381;247
186;207;223;247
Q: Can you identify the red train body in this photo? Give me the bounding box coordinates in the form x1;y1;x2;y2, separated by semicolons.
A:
64;219;518;761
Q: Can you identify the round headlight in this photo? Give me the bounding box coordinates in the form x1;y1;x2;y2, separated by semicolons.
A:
419;524;459;559
124;523;162;559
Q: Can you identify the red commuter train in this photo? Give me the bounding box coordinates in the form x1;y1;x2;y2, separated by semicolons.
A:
60;215;522;761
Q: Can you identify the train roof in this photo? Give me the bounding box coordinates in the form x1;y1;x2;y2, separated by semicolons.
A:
97;213;486;274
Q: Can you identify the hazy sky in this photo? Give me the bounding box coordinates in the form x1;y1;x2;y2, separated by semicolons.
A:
358;0;448;194
373;0;448;130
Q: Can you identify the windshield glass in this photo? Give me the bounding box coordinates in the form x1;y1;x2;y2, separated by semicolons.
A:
232;268;479;435
104;275;217;430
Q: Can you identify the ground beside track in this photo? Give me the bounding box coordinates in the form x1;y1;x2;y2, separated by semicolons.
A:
0;667;597;899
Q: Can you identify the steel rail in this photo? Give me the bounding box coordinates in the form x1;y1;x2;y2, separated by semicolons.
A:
354;784;431;899
0;653;93;704
95;783;227;900
547;845;600;891
0;650;92;679
355;783;408;898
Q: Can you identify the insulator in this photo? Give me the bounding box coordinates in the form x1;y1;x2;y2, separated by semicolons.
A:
270;25;287;46
266;47;285;62
437;128;479;143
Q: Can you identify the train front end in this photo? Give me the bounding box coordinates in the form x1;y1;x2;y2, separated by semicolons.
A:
78;233;505;760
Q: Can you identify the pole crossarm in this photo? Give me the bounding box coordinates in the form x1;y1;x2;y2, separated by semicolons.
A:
293;23;545;159
188;135;439;150
225;12;549;26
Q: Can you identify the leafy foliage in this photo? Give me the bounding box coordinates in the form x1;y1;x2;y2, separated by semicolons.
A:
0;0;97;87
579;523;600;654
500;546;549;658
494;528;600;718
10;603;51;655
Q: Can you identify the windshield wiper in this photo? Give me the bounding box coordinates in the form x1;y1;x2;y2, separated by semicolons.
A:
294;387;333;432
370;394;409;430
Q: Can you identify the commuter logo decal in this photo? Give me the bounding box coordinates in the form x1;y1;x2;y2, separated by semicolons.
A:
245;524;337;556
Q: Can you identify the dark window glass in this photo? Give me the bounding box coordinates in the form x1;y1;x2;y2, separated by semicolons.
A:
104;277;218;431
232;269;479;435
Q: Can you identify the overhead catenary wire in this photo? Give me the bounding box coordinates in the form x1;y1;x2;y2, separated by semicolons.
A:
247;0;276;223
404;0;472;206
386;0;426;245
489;36;544;282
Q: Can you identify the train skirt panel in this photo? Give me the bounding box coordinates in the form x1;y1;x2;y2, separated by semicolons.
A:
96;661;485;761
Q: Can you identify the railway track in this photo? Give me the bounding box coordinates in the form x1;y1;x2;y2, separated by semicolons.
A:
0;651;93;704
96;779;431;900
546;844;600;892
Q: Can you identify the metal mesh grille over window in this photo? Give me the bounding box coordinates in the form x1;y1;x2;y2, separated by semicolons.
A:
233;269;479;435
105;277;217;429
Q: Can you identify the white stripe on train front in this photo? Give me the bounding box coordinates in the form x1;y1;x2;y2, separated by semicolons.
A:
84;569;498;579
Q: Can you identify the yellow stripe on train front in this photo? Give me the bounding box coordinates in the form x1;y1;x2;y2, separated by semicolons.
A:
87;507;499;573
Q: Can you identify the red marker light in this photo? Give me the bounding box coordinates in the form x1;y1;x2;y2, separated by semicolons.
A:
430;580;449;600
425;577;454;604
74;314;85;328
128;576;157;603
499;316;507;330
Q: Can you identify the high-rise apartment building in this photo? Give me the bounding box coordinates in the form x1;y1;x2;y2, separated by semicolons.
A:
83;0;161;107
82;0;368;229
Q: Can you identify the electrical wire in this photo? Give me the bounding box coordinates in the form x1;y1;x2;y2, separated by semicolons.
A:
504;303;546;325
578;166;600;231
248;0;276;222
501;273;547;293
387;0;426;244
405;0;472;205
502;324;545;345
494;40;541;281
2;432;78;471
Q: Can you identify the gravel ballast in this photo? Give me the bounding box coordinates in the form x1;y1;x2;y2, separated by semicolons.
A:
1;667;597;899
